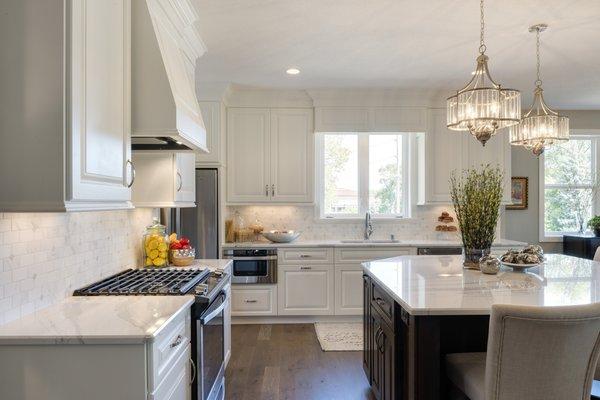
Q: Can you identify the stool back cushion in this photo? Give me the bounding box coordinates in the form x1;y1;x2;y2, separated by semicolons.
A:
485;303;600;400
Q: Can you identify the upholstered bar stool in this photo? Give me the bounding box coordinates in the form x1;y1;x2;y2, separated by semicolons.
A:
445;303;600;400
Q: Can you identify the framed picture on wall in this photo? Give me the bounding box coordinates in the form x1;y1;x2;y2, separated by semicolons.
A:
507;177;528;210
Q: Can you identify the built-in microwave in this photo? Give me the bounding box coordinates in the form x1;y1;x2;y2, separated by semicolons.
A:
222;249;277;284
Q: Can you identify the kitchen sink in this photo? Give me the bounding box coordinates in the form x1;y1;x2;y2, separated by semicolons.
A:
340;239;400;244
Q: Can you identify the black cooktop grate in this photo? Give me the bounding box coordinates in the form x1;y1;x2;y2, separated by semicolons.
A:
73;268;210;296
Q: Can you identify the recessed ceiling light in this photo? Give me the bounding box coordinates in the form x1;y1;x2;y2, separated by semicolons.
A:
286;68;300;75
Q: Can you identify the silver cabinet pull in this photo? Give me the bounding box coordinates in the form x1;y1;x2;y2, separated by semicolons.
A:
265;184;269;197
170;334;183;348
126;159;136;188
300;266;312;270
299;254;311;258
244;299;258;303
271;184;275;196
190;358;197;385
176;171;183;192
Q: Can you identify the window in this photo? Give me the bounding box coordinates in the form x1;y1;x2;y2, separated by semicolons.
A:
541;134;600;241
316;132;410;219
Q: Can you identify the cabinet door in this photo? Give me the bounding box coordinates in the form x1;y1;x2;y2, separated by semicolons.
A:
278;265;334;315
421;109;464;204
363;275;372;383
174;153;196;204
227;108;271;202
197;102;224;165
464;133;512;202
270;109;313;202
335;264;364;315
68;0;133;208
380;318;396;400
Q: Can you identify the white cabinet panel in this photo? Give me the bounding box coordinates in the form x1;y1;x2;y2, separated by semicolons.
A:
174;153;196;203
270;109;313;202
68;0;132;206
151;344;191;400
196;102;225;165
315;107;370;132
231;285;277;316
278;265;334;315
227;108;271;202
279;248;334;265
132;151;196;208
334;264;363;315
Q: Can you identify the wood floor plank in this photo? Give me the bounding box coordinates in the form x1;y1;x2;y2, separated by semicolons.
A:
225;323;373;400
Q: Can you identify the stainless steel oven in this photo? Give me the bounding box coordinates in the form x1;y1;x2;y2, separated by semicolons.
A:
195;290;227;400
222;249;277;284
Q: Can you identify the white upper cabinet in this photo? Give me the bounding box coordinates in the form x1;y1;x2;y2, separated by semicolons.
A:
314;107;427;132
227;108;314;204
418;109;512;204
195;102;226;166
270;109;314;202
0;0;133;212
131;0;207;151
227;108;271;203
132;151;196;208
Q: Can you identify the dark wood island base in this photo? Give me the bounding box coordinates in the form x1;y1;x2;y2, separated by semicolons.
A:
363;274;490;400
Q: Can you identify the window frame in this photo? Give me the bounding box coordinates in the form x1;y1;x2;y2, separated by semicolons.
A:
315;131;411;220
539;130;600;242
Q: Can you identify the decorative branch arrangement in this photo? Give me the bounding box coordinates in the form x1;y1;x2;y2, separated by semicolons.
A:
450;165;504;250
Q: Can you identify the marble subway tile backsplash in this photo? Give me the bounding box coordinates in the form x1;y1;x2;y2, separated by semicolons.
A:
227;205;461;241
0;209;154;325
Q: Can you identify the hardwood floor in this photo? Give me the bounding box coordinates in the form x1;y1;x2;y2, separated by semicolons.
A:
225;324;375;400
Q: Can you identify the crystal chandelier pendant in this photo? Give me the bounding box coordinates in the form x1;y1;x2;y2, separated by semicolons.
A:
446;0;521;146
509;24;569;156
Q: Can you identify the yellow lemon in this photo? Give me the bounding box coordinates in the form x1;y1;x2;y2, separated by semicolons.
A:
159;251;167;259
169;233;177;242
158;243;168;252
153;257;165;266
145;257;153;266
149;249;159;259
148;240;159;250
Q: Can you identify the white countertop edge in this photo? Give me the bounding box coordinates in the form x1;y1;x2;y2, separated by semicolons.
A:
223;239;527;249
145;296;195;342
362;263;495;317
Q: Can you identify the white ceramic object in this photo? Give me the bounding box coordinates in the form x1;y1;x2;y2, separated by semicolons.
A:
500;261;544;271
262;230;301;243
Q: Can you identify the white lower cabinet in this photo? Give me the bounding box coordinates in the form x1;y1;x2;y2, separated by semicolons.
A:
231;285;277;316
151;344;191;400
278;265;334;316
334;264;364;315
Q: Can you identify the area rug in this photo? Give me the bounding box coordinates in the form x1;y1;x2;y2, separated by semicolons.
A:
314;322;363;351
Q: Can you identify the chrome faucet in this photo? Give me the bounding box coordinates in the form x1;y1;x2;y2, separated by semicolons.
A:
364;212;373;240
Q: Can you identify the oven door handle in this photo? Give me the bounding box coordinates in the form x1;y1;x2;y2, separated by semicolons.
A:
225;256;277;261
200;293;227;324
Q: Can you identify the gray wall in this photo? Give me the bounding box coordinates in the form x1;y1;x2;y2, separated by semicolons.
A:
505;110;600;253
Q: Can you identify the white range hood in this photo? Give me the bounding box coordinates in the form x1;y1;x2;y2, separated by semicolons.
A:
132;0;207;151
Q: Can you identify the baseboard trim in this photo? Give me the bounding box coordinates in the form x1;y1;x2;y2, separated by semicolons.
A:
232;315;362;325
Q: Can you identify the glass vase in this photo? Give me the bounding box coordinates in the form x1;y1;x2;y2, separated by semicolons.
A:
463;247;490;270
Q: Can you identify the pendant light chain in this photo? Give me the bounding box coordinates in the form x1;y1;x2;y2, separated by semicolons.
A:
535;28;542;88
479;0;486;54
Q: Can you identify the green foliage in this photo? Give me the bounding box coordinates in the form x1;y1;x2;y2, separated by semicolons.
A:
587;215;600;229
374;163;401;214
450;164;504;249
324;135;352;213
544;140;595;233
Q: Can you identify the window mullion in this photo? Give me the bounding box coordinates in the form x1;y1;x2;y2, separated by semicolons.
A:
358;133;369;216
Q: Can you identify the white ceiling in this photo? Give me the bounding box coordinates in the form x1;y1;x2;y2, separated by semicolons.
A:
193;0;600;108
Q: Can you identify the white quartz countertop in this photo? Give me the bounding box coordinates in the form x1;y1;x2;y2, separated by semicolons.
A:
362;254;600;316
0;295;194;345
222;238;526;248
0;259;232;345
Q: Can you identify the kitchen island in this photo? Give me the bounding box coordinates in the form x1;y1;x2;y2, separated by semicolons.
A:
361;254;600;400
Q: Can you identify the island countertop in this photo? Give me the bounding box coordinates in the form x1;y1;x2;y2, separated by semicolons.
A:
362;254;600;316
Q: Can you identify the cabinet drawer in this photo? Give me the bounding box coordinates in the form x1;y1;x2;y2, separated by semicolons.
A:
149;312;191;391
371;281;394;327
278;265;334;315
231;285;277;316
151;344;191;400
335;247;416;263
279;248;333;264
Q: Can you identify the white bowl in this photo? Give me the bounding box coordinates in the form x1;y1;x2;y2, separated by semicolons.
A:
262;230;301;243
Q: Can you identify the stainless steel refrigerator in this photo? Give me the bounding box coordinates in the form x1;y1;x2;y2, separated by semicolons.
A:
178;168;219;259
